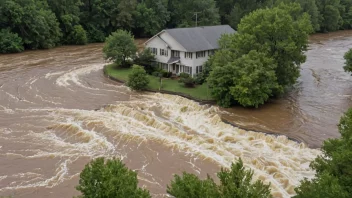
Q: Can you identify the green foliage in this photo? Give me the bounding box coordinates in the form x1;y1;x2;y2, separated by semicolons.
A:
237;3;313;88
134;0;170;36
133;48;156;74
127;65;150;91
68;25;88;45
0;0;62;49
169;0;220;28
208;4;311;107
0;29;24;53
167;159;272;198
47;0;83;44
208;50;279;107
294;108;352;197
344;49;352;74
76;157;151;198
103;30;137;67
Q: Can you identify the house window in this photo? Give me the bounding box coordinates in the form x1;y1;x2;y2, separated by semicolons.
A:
196;51;206;58
161;63;168;71
184;66;193;75
160;49;168;56
184;52;193;59
150;47;158;55
172;50;180;57
196;66;203;74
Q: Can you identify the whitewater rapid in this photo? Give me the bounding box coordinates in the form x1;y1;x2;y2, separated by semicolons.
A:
0;61;321;198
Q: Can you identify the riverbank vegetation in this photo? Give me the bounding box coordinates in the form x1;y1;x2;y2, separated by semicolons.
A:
75;108;352;198
76;158;272;198
1;0;352;54
207;3;312;107
294;108;352;198
344;49;352;74
104;64;211;100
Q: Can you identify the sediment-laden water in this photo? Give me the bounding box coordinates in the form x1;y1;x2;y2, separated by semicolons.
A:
0;32;351;198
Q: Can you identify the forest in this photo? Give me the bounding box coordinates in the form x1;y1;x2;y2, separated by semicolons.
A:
1;0;352;53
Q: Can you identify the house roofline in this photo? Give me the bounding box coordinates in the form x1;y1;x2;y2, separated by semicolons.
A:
144;30;187;51
144;30;167;45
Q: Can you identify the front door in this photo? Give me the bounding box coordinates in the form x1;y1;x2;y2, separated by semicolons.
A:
176;64;179;74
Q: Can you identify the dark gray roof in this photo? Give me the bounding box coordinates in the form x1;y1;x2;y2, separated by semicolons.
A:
165;25;236;52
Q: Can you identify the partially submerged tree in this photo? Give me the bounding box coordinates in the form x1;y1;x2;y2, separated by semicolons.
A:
103;30;137;67
343;49;352;74
208;3;312;107
167;158;272;198
294;108;352;197
127;65;150;91
76;157;151;198
208;50;279;107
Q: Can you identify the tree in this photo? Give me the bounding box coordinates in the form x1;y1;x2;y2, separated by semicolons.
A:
294;108;352;197
167;159;272;198
234;3;312;88
0;29;24;53
67;25;88;45
295;0;321;32
133;48;156;74
103;30;137;67
208;50;279;107
228;0;270;30
0;0;62;49
169;0;220;28
127;65;150;91
47;0;83;44
134;0;170;37
344;49;352;74
76;157;151;198
316;0;342;32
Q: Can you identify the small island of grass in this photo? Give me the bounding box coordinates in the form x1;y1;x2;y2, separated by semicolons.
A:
104;63;213;101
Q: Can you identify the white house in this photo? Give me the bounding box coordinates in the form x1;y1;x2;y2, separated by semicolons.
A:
144;25;236;77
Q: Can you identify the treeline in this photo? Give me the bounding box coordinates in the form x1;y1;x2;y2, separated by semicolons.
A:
1;0;352;53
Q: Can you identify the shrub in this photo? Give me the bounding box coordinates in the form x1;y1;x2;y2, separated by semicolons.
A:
134;48;156;74
76;157;151;198
68;25;88;45
179;72;190;79
0;29;24;53
127;65;149;90
194;72;206;85
162;71;172;78
183;77;195;88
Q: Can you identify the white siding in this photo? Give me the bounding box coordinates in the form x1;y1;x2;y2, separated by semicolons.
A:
145;31;214;77
145;36;169;64
159;32;186;51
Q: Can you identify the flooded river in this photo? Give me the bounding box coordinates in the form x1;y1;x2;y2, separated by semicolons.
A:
0;31;351;197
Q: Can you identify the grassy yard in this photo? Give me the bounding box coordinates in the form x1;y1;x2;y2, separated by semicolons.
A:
104;64;213;100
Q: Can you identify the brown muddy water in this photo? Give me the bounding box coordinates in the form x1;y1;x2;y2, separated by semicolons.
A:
0;32;351;198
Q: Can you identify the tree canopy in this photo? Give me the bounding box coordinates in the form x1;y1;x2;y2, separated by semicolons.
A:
208;3;312;107
167;158;272;198
1;0;352;53
343;49;352;74
103;30;137;67
127;65;150;91
76;157;151;198
294;108;352;197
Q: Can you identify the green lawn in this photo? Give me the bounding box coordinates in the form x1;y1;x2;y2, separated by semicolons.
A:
104;64;213;100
